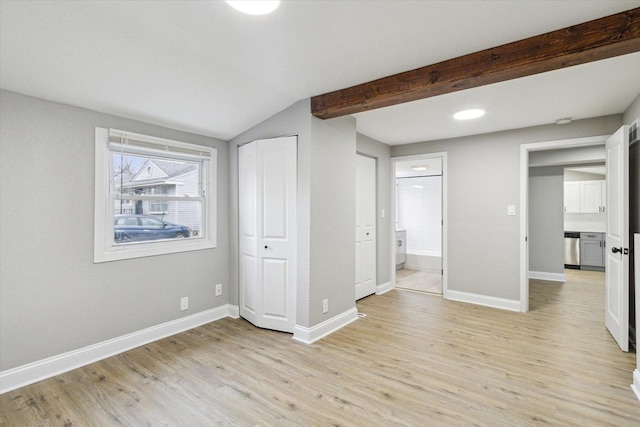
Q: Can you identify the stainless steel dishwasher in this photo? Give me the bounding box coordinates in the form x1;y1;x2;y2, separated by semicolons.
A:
564;232;580;269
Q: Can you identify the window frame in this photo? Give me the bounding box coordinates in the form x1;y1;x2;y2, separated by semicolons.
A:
94;127;217;263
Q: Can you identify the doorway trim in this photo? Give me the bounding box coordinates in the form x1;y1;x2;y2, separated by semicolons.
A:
391;152;448;298
519;135;608;312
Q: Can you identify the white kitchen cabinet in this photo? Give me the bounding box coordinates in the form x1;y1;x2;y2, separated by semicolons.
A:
580;180;603;213
563;182;581;213
563;180;606;213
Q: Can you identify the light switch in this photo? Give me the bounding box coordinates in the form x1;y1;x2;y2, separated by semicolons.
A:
381;209;385;218
507;205;516;216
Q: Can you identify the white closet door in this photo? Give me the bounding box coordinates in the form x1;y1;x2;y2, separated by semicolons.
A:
239;136;297;333
605;126;629;352
355;155;377;300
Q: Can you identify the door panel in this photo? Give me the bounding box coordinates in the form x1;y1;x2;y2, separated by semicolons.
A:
355;155;377;300
241;254;257;315
605;125;629;352
262;148;288;240
239;143;258;325
239;137;297;333
262;258;288;319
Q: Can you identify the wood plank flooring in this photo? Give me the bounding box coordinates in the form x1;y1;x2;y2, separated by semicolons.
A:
1;269;639;426
396;268;442;294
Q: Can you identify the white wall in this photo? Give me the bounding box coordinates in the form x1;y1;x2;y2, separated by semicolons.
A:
396;176;442;256
0;90;229;371
391;115;621;301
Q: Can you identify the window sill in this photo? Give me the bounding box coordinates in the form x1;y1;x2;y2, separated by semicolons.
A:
94;238;216;263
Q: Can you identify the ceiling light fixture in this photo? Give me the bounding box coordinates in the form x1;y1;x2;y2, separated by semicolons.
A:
453;109;485;120
556;117;572;125
226;0;280;15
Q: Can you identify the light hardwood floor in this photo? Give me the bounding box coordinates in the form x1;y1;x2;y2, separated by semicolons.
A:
396;268;442;294
1;270;639;426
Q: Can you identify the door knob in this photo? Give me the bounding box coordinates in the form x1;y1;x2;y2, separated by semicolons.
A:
612;247;622;254
264;245;268;249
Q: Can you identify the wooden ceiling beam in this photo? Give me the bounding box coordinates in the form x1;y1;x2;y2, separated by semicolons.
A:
311;8;640;119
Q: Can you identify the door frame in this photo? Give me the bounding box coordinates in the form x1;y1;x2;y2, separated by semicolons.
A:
519;135;608;312
391;152;448;297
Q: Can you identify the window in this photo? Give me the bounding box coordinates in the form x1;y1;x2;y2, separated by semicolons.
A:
95;127;217;262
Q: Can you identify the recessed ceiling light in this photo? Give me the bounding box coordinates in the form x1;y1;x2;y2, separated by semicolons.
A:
411;166;427;171
556;118;572;125
453;109;485;120
226;0;280;15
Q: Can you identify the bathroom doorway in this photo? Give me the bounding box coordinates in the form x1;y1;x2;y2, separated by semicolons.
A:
393;155;445;295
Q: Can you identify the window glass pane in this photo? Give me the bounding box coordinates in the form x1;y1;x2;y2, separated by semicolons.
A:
113;200;202;244
111;151;203;244
112;154;201;198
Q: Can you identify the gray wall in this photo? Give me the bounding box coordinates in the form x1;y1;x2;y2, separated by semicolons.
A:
528;166;565;275
228;99;357;328
391;115;621;301
228;99;312;326
356;133;392;286
309;116;357;321
0;90;229;371
529;145;605;167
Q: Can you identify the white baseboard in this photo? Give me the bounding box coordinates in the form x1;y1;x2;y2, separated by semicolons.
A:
376;281;393;295
632;369;640;402
529;271;566;282
292;307;358;345
0;304;239;394
226;305;240;319
446;290;520;312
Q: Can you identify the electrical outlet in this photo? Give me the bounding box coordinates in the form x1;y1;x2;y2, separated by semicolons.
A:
322;299;329;314
215;283;222;297
180;297;189;311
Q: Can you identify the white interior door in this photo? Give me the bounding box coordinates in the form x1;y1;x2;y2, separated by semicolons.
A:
605;125;629;352
239;136;297;333
355;154;377;300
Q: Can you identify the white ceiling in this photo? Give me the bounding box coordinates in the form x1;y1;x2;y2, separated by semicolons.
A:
2;0;640;145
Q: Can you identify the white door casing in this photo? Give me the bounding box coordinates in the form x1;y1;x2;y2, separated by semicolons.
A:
355;154;377;300
239;136;297;333
605;125;629;352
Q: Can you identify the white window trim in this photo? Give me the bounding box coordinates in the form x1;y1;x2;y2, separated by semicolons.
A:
94;127;217;263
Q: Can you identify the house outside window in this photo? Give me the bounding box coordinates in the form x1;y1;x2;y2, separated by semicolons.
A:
95;128;217;262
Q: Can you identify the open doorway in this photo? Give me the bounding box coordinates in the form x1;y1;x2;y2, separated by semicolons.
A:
520;135;608;311
521;129;633;354
393;154;446;295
